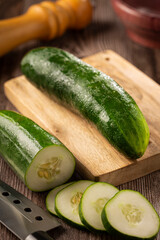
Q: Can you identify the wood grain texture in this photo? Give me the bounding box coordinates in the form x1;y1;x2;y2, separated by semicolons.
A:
0;0;160;240
4;50;160;186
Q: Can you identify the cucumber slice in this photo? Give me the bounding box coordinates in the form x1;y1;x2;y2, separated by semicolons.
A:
55;180;93;228
79;182;119;232
46;182;74;216
102;190;160;239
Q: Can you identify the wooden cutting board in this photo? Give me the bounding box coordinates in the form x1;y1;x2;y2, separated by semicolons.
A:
4;50;160;185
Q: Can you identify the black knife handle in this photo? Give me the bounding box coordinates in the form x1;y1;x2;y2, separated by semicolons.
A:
25;231;54;240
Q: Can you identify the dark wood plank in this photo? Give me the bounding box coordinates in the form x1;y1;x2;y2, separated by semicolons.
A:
0;0;160;240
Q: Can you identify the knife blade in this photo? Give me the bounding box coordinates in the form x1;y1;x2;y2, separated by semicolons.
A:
0;180;61;240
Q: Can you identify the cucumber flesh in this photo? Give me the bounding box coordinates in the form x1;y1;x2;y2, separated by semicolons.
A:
79;182;119;232
46;182;74;216
55;180;93;228
102;190;160;239
25;145;75;192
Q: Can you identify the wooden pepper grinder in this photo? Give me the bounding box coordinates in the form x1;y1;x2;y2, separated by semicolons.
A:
0;0;92;56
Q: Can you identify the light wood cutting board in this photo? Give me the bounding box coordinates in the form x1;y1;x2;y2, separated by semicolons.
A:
4;50;160;185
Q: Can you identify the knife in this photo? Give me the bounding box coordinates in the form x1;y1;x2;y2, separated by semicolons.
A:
0;180;61;240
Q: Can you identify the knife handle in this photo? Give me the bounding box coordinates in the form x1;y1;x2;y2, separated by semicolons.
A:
25;231;54;240
0;0;92;57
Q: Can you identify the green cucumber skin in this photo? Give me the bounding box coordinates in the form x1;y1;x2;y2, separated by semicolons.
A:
79;204;106;234
55;182;87;230
55;205;86;230
55;180;94;230
79;182;119;233
101;190;160;240
21;47;149;159
0;110;63;181
46;181;75;216
101;209;158;240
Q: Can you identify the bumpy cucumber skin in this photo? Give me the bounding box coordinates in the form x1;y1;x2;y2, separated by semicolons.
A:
79;182;119;233
101;190;160;240
0;110;66;182
21;47;149;159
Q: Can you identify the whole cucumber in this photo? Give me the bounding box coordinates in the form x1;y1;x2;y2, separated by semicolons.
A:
21;47;149;159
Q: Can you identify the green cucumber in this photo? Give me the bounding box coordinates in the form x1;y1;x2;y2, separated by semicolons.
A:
55;180;93;228
0;110;75;192
79;182;119;232
21;47;149;159
46;182;74;216
101;190;160;239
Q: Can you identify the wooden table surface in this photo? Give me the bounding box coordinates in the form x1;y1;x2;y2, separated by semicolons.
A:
0;1;160;240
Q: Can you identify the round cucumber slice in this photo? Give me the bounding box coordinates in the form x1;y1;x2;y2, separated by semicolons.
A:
102;190;160;240
25;145;75;192
46;182;74;216
55;180;93;228
79;182;119;232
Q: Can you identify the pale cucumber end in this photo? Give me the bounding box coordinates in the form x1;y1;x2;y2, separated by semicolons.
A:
79;182;119;232
46;182;74;216
25;145;75;192
102;190;160;240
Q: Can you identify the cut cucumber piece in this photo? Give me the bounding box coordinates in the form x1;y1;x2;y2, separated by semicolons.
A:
55;180;93;228
102;190;160;239
21;47;150;159
0;110;75;192
79;182;119;232
26;145;75;192
46;182;74;216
